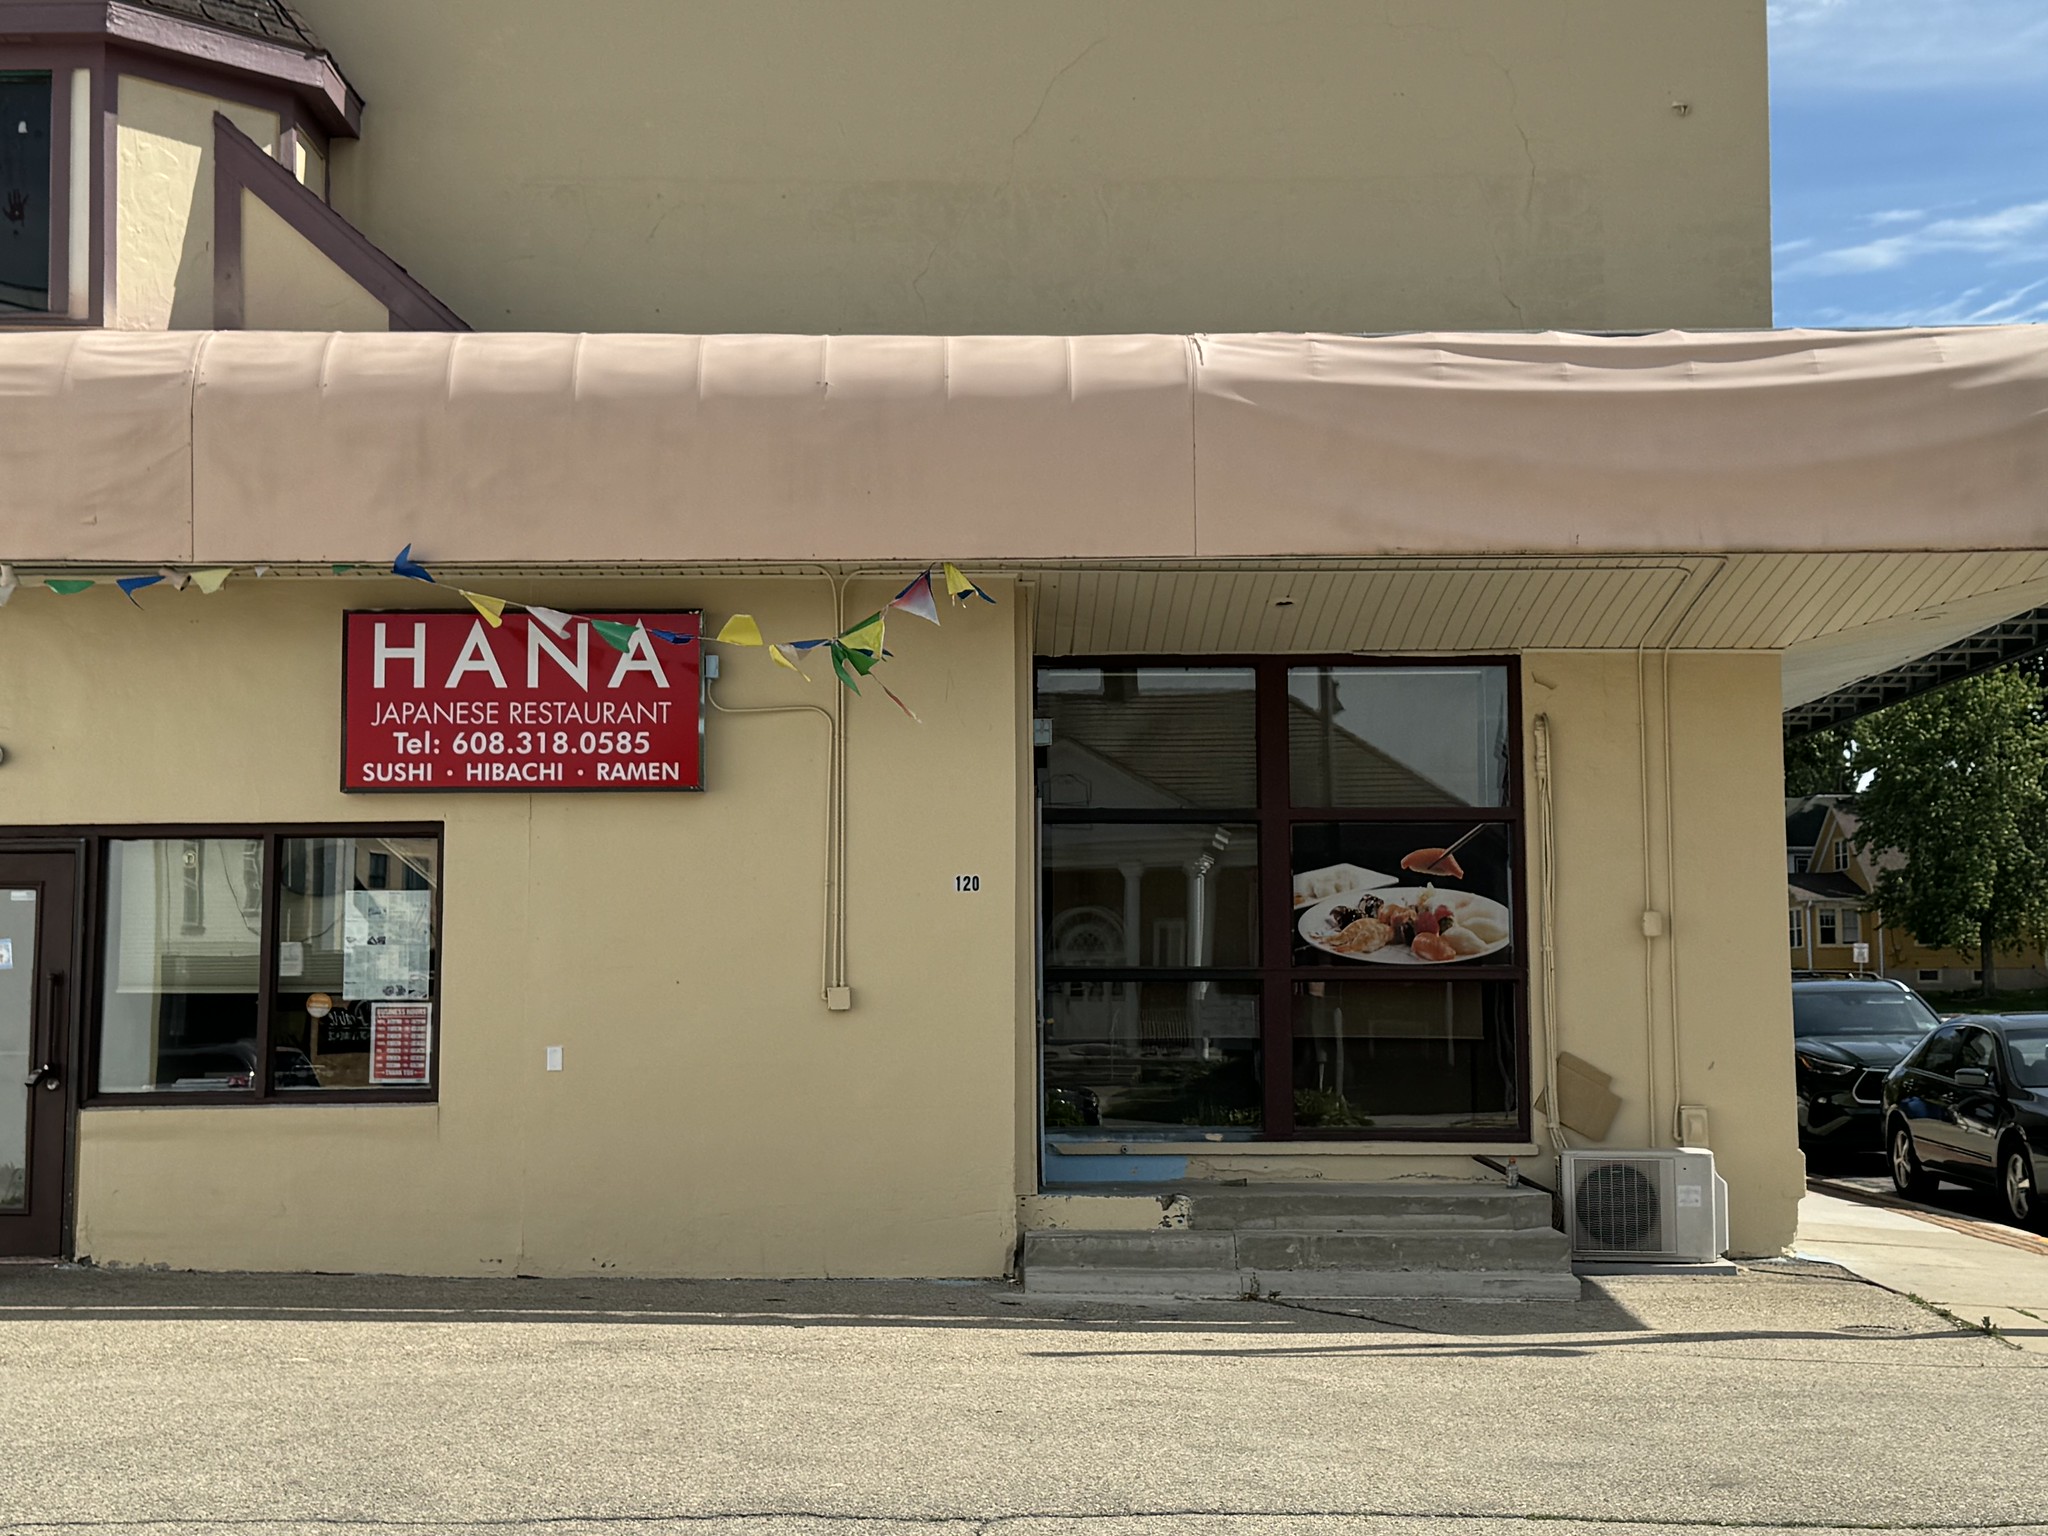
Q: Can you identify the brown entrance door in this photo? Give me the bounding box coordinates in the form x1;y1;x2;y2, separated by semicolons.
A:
0;852;77;1259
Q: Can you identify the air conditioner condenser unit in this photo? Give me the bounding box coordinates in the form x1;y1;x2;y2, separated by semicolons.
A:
1561;1147;1729;1263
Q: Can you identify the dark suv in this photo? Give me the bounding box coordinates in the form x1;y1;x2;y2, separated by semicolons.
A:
1793;977;1942;1155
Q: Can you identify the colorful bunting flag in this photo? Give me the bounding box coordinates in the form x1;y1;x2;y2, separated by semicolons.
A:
828;641;864;693
156;567;190;591
0;564;17;609
253;565;272;578
392;544;435;584
117;574;166;605
838;610;887;658
190;568;234;595
943;562;995;606
331;564;357;575
647;627;696;646
888;569;941;625
523;604;574;638
878;680;922;722
715;613;764;646
590;619;640;653
460;591;507;627
787;638;832;653
767;643;808;676
46;579;94;596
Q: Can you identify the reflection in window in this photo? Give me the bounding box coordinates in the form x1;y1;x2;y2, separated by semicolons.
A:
1043;823;1258;969
1288;667;1508;808
1292;980;1517;1131
1044;981;1261;1134
98;839;264;1093
273;836;438;1091
1037;667;1257;809
0;73;52;314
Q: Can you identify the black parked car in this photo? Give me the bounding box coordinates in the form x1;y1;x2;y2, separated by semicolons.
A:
1793;978;1942;1154
1883;1014;2048;1228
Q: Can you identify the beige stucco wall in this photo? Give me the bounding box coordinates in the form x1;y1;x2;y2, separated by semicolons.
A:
305;0;1769;335
5;575;1022;1277
1528;650;1802;1256
113;76;277;330
239;193;389;332
4;574;1798;1271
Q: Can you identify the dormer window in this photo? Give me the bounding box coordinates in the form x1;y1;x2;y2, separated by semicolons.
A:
0;72;52;313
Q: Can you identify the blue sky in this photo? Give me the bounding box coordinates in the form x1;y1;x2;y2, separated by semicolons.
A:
1771;0;2048;325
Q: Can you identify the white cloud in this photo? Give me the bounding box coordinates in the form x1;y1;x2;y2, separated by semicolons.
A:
1771;0;2048;89
1787;278;2048;328
1862;209;1925;226
1781;198;2048;276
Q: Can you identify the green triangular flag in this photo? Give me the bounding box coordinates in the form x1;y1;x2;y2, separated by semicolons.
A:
828;641;864;693
331;563;356;575
590;619;639;653
46;579;94;596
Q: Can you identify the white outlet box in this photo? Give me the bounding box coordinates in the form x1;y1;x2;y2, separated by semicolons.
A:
545;1046;564;1071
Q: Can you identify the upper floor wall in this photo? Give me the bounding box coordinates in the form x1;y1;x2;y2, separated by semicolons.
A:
302;0;1772;335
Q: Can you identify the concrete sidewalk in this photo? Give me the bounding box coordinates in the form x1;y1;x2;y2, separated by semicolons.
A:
1796;1184;2048;1352
1;1262;2044;1535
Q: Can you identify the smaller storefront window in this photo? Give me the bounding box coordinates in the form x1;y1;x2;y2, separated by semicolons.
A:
1044;980;1262;1135
1043;823;1258;969
1288;666;1508;808
91;827;440;1102
1292;980;1518;1132
1038;667;1257;810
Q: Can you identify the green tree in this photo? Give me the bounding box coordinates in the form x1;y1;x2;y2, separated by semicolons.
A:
1784;726;1854;796
1852;668;2048;998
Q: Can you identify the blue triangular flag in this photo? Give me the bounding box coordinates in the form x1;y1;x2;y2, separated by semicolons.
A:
647;627;697;646
392;544;436;584
117;574;165;606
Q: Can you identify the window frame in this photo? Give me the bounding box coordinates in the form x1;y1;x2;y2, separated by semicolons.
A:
1037;654;1528;1142
1818;909;1838;947
81;823;443;1108
1789;908;1806;950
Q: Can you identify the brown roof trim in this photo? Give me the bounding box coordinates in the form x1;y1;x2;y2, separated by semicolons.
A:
2;0;359;136
213;113;466;331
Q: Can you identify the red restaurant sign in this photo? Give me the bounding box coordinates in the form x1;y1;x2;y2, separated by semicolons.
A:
342;610;704;791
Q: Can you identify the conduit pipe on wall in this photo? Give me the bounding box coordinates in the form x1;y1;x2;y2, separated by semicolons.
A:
1532;712;1567;1159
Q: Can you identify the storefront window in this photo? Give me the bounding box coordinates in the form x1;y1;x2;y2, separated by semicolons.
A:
1288;666;1508;808
1038;659;1522;1144
91;828;440;1102
98;839;265;1093
1292;980;1518;1132
1037;667;1257;809
272;836;439;1092
1045;981;1262;1133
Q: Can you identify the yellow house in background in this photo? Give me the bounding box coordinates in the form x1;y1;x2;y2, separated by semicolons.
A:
1787;795;2048;993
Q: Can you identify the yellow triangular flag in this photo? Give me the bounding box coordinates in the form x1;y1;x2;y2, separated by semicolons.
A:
715;613;764;646
838;610;886;657
460;590;507;628
768;643;809;677
942;563;975;601
190;568;234;595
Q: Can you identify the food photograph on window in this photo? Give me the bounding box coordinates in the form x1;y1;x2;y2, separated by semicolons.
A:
1291;822;1515;968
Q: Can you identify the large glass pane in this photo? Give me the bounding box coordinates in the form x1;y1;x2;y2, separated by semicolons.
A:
1289;666;1509;808
98;840;264;1093
1043;823;1258;969
274;836;438;1092
1292;821;1514;967
1;886;36;1208
1293;980;1518;1132
1037;667;1257;809
0;75;52;314
1044;980;1261;1134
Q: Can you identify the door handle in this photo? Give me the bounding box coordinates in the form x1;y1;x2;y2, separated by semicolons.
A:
24;1064;58;1090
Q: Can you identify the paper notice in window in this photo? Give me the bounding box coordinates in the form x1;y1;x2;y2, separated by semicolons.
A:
369;1001;432;1085
343;889;433;1001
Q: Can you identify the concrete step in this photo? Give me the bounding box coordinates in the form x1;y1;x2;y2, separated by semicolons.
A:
1021;1265;1584;1302
1180;1181;1556;1232
1019;1181;1578;1302
1023;1225;1568;1274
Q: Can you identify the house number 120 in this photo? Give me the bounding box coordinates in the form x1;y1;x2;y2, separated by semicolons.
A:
954;874;982;893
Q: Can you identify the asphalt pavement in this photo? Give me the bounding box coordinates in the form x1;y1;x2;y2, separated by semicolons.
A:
2;1259;2044;1535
